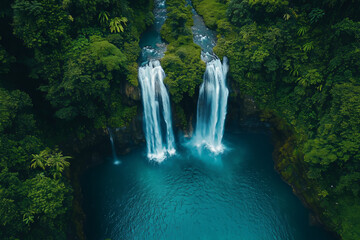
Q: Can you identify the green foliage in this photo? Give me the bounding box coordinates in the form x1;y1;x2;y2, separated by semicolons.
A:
24;172;71;221
192;0;227;29
12;0;72;87
5;0;360;238
31;149;71;178
68;0;130;29
196;0;360;237
309;8;325;24
227;0;252;27
109;17;128;33
0;38;15;74
2;0;154;239
108;103;137;128
0;88;35;135
156;0;205;131
43;35;127;129
160;0;205;104
297;26;309;36
302;41;314;52
121;40;142;86
160;0;193;42
161;37;205;103
11;0;152;132
13;0;71;49
174;105;188;130
332;18;360;39
98;11;110;25
337;199;360;240
297;69;322;87
0;86;73;239
248;0;288;12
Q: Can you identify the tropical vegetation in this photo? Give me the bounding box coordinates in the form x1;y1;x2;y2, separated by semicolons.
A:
0;0;359;239
191;0;360;238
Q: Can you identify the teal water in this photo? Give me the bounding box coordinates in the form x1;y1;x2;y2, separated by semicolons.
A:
139;0;167;63
82;129;336;240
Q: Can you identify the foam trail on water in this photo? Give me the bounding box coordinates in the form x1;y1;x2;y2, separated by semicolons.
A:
138;60;176;162
193;56;229;153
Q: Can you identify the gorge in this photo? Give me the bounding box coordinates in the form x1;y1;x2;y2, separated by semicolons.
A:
1;0;359;239
81;0;337;239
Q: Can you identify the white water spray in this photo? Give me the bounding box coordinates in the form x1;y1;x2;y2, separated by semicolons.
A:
138;60;176;162
193;57;229;153
108;128;121;165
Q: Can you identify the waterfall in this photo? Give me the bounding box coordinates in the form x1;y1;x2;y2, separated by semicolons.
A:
138;0;175;162
138;60;176;162
108;128;121;165
193;57;229;153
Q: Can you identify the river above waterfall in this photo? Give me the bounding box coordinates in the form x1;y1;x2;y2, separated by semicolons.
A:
81;128;336;240
139;0;167;63
186;0;216;59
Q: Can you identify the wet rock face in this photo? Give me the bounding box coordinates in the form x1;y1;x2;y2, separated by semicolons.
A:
108;81;143;153
125;83;141;101
186;115;194;138
227;93;259;124
109;77;262;153
242;95;258;116
112;107;145;154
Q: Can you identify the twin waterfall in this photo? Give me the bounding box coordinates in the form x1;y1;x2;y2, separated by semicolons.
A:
108;0;228;162
138;57;229;161
137;0;229;162
138;61;176;162
193;57;229;152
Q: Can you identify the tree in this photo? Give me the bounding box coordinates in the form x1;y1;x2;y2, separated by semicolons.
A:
43;35;127;130
13;0;70;49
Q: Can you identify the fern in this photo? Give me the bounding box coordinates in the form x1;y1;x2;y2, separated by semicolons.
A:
109;17;128;33
309;8;325;24
303;41;314;52
283;13;290;21
98;11;109;24
297;26;309;36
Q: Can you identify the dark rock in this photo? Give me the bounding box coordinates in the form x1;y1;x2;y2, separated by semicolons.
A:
125;83;141;101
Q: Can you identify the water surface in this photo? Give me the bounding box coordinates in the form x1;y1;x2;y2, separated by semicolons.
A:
139;0;167;63
82;130;336;240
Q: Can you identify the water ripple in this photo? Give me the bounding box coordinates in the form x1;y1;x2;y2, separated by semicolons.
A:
83;132;336;240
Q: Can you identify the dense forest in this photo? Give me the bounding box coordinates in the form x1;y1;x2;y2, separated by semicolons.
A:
189;0;360;239
0;0;153;238
0;0;359;239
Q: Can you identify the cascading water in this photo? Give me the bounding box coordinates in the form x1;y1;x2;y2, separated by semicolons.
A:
140;0;167;61
185;0;230;152
193;57;229;152
83;1;339;239
108;128;121;165
138;61;176;162
138;0;176;162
